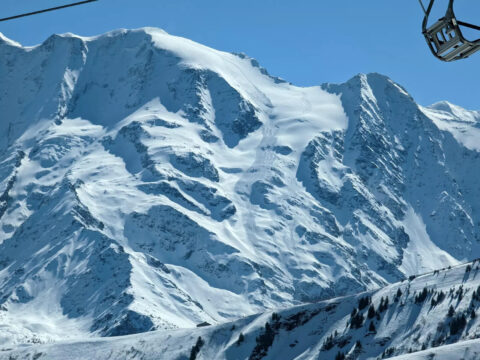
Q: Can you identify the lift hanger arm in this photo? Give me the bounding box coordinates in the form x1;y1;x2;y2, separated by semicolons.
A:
418;0;427;14
457;20;480;32
0;0;98;23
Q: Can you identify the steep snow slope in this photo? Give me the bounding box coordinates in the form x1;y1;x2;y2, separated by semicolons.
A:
389;339;480;360
3;261;480;359
0;28;479;346
421;101;480;152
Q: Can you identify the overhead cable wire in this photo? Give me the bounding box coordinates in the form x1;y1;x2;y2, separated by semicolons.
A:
0;0;98;22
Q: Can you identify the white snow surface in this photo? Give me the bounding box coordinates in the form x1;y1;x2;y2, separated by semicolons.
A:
400;207;457;276
390;339;480;360
1;28;480;352
421;101;480;151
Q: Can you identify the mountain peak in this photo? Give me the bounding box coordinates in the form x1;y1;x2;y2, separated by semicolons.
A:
429;100;479;116
89;27;170;42
428;100;480;123
429;100;457;112
353;73;411;98
323;72;412;103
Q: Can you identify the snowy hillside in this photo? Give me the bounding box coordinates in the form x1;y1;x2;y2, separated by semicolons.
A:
421;101;480;152
389;339;480;360
3;260;480;359
0;27;480;348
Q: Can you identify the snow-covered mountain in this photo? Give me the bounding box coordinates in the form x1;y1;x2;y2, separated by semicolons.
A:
3;260;480;359
0;28;479;349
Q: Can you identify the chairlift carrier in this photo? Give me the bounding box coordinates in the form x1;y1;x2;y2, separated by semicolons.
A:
419;0;480;61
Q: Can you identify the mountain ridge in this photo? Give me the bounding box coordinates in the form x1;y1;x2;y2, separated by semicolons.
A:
0;28;479;351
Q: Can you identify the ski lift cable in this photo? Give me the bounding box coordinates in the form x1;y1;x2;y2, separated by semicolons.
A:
418;0;428;15
0;0;98;23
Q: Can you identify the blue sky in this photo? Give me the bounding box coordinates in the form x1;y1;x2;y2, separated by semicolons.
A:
1;0;479;109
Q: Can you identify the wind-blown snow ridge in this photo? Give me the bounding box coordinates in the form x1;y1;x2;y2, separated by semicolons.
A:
0;28;479;351
0;32;21;47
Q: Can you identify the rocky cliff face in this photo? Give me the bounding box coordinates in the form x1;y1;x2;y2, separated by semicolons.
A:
0;28;478;345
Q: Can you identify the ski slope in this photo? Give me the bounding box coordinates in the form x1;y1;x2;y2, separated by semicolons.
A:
2;261;480;359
